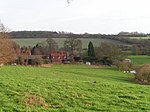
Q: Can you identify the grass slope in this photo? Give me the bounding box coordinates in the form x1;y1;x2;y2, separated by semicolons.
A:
12;38;130;48
0;65;150;111
128;55;150;65
128;36;150;40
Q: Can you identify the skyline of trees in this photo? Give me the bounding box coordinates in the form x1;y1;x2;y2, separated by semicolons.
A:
0;21;149;65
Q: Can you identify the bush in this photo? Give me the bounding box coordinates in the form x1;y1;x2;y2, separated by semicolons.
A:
134;64;150;84
99;57;112;66
43;59;49;64
115;61;133;71
82;56;97;63
32;56;43;66
17;56;24;65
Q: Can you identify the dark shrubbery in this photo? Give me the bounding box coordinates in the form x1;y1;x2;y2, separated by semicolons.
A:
82;56;97;63
99;57;112;66
134;64;150;84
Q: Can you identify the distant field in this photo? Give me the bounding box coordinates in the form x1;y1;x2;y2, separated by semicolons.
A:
12;38;130;48
128;36;150;39
128;55;150;65
12;38;47;47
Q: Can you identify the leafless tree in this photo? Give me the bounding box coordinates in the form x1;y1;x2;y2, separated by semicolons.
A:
46;38;58;53
0;22;16;64
95;42;124;62
64;34;82;62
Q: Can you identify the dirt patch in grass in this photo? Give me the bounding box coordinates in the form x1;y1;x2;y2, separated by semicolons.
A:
25;93;48;108
90;65;105;68
41;64;53;68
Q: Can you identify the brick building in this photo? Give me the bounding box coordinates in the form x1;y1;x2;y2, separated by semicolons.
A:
18;48;32;65
49;51;68;63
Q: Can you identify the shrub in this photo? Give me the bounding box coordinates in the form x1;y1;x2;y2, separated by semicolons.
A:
83;56;97;63
43;59;49;64
115;61;133;71
32;56;43;66
17;56;24;65
99;57;112;66
134;64;150;84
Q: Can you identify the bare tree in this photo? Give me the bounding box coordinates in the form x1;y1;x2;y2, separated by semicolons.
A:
46;38;58;53
95;42;124;63
0;22;16;64
64;34;82;62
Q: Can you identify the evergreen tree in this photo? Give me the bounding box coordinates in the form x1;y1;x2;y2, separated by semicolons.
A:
88;41;95;57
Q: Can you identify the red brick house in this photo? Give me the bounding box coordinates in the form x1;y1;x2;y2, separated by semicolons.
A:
17;49;68;64
49;51;68;63
20;49;31;56
18;49;46;65
18;48;31;65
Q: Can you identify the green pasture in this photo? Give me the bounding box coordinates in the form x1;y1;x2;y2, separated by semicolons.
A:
0;64;150;111
12;38;130;48
128;36;150;40
128;55;150;65
12;38;47;47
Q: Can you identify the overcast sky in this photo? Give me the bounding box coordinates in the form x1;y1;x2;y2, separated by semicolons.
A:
0;0;150;34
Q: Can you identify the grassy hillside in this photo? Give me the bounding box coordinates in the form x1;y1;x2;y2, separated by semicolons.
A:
0;65;150;111
128;36;150;40
128;55;150;65
12;38;130;48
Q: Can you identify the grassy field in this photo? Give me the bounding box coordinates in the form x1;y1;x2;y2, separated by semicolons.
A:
128;55;150;65
0;64;150;111
128;36;150;40
12;38;130;48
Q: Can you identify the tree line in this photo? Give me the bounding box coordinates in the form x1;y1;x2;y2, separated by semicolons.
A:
10;31;149;39
1;22;150;65
0;23;125;65
25;37;124;65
